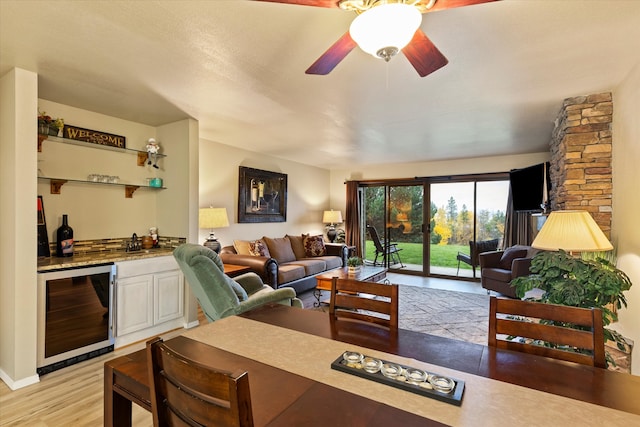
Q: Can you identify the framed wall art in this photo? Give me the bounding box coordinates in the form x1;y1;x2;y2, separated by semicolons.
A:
238;166;287;223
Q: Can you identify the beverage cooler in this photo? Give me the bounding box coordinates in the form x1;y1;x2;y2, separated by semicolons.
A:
37;263;116;375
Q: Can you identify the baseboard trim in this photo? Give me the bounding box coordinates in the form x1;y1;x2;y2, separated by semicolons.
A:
184;320;199;329
0;368;40;390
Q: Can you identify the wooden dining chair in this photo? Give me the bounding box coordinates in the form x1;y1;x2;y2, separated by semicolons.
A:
329;277;399;328
488;296;606;368
146;337;254;427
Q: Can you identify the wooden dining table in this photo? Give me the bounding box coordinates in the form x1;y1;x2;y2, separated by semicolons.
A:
104;303;640;426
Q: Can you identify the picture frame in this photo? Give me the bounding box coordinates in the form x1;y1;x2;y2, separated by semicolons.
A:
238;166;287;223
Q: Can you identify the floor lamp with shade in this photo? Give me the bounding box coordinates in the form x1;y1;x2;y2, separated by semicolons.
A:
199;207;229;253
323;210;343;243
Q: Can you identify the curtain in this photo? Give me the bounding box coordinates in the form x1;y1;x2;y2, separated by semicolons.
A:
503;183;535;247
345;181;362;258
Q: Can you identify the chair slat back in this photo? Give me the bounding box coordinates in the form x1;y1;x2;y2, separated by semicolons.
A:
147;337;254;427
329;277;399;328
366;225;385;253
488;296;606;368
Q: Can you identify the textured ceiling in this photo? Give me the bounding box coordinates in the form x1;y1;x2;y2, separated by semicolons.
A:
1;0;639;169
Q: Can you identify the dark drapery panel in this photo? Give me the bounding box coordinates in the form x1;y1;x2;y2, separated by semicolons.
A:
345;181;362;258
503;184;535;247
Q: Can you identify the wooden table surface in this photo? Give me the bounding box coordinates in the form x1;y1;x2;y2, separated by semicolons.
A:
223;263;253;277
105;304;640;426
240;304;640;415
315;265;387;291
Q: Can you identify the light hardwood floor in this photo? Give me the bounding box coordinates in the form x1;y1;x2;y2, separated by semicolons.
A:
0;338;158;427
0;274;480;426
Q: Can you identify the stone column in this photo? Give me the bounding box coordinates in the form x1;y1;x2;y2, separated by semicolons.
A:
549;92;613;237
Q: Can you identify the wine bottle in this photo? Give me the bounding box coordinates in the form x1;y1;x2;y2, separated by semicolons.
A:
56;214;74;257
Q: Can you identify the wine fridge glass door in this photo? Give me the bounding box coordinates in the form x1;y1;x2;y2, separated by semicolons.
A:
37;263;116;374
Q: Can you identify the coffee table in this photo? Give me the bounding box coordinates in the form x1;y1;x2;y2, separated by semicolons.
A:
223;263;252;278
313;265;387;307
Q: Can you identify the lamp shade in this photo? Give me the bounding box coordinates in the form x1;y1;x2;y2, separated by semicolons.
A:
532;210;613;252
323;210;343;225
349;3;422;59
199;207;229;229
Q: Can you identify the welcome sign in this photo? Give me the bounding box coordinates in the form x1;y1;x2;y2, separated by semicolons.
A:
63;124;126;149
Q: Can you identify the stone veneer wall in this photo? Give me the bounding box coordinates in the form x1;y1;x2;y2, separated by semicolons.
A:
549;92;613;237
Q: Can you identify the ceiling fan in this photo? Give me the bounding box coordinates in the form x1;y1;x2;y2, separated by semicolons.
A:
255;0;498;77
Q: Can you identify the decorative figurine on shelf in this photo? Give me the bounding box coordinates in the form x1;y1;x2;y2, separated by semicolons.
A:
145;138;160;169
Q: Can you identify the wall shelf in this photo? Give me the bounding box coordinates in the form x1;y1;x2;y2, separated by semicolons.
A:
37;133;166;167
38;177;166;198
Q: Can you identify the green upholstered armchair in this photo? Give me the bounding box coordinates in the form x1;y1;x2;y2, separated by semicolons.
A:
174;243;303;322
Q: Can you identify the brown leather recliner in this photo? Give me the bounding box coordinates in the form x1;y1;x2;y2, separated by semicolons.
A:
479;245;540;298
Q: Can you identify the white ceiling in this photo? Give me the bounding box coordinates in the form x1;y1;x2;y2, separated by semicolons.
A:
2;0;639;169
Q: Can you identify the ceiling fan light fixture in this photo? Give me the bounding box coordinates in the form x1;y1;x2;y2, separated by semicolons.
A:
349;3;422;61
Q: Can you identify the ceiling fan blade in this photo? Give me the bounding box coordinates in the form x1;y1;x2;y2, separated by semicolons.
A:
425;0;499;13
402;30;449;77
252;0;339;8
306;32;357;75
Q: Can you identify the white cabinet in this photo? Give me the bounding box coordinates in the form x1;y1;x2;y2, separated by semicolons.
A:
154;270;184;324
115;255;184;347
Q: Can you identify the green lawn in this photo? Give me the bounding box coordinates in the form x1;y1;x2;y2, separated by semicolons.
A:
363;241;471;269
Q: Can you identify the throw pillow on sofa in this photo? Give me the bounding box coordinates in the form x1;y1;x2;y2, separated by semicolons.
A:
249;239;271;257
303;234;326;257
287;234;307;260
234;239;271;258
263;236;297;263
233;240;252;256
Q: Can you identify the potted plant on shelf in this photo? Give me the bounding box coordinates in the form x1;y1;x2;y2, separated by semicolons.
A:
38;111;64;136
511;250;633;368
37;110;53;135
347;256;363;276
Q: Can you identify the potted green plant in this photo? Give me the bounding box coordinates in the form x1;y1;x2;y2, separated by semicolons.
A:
511;250;633;367
38;110;64;136
37;110;53;135
346;256;363;275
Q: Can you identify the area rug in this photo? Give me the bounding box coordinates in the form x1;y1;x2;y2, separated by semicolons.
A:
398;286;489;345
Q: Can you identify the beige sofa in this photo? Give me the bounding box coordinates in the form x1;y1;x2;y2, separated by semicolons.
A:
220;234;348;294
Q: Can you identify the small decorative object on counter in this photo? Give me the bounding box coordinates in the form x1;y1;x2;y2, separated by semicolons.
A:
55;214;74;257
150;227;158;247
125;233;141;252
141;235;153;249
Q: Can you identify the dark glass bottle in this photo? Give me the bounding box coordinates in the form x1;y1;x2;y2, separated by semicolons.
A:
56;214;74;257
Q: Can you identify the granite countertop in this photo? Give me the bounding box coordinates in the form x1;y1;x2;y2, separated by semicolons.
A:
37;248;175;272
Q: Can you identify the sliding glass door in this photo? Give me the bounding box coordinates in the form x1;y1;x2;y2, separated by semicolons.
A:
428;179;509;278
362;184;424;271
359;175;508;278
429;182;475;277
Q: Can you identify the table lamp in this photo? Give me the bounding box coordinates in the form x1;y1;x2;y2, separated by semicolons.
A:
323;210;343;243
199;207;229;253
532;210;613;254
